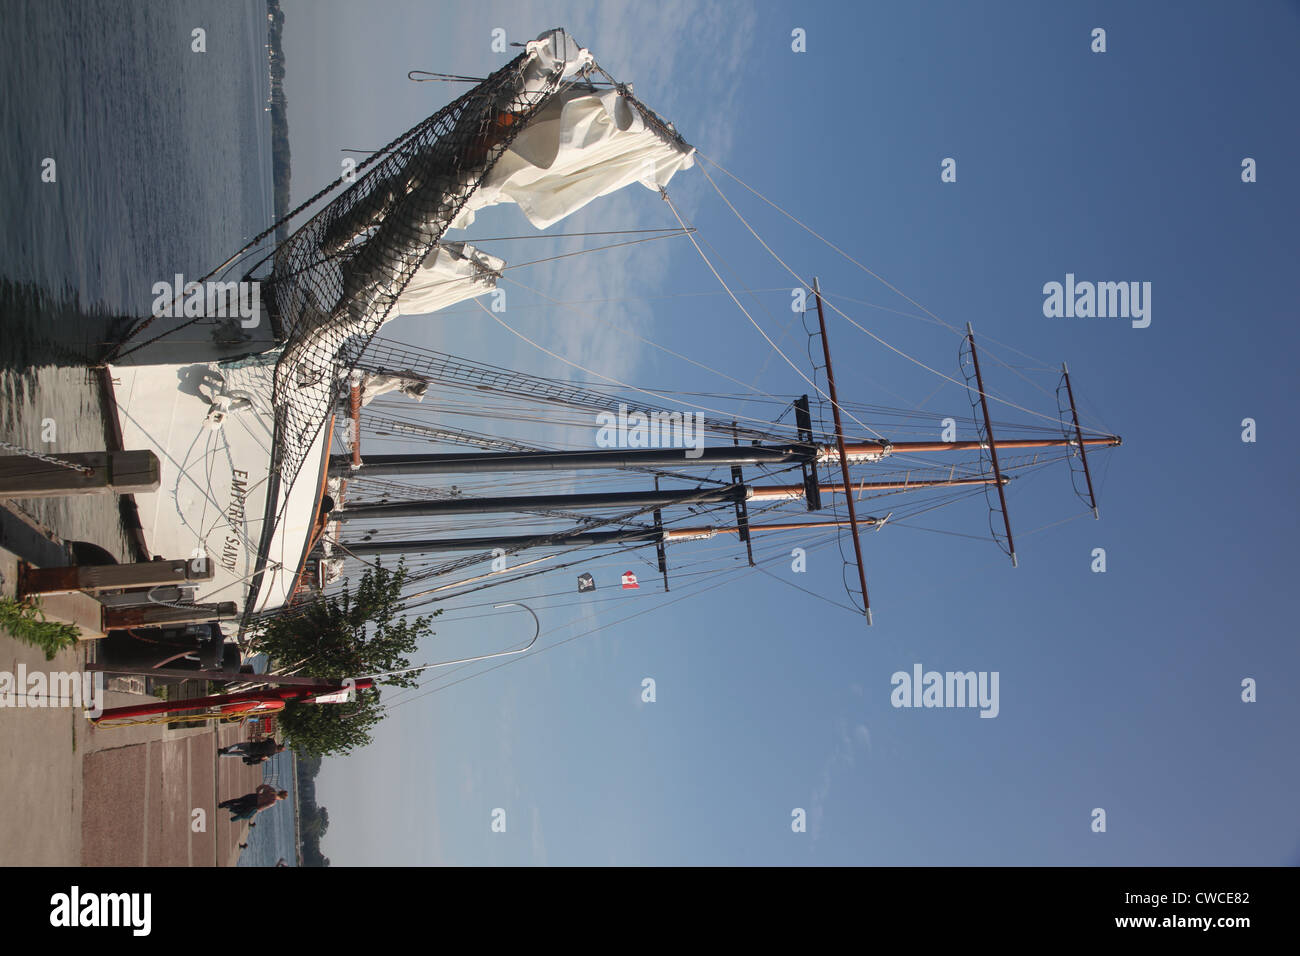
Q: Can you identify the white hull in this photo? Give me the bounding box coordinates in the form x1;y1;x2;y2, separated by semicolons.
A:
108;349;331;624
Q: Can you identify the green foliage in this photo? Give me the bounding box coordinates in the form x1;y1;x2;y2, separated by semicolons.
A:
255;559;434;686
278;691;386;760
0;596;81;660
253;560;438;758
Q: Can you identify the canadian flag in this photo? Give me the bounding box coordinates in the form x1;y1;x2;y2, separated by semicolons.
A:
620;571;639;590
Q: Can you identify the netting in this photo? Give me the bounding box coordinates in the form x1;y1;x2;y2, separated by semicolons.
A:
356;338;780;443
264;50;566;495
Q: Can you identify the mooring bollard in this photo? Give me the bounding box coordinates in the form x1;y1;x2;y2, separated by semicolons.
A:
18;557;212;597
0;449;160;499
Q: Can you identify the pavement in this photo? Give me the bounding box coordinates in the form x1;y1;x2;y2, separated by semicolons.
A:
0;543;270;866
80;718;265;867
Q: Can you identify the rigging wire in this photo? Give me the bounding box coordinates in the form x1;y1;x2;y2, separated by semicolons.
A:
470;298;846;440
691;157;1116;438
380;533;851;712
494;273;775;399
658;189;887;441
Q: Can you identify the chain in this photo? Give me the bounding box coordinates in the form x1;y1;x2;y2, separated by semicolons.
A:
145;585;201;611
0;439;97;477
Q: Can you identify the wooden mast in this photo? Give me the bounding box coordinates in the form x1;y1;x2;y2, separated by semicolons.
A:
813;277;873;624
331;435;1117;476
965;323;1017;567
1061;362;1101;519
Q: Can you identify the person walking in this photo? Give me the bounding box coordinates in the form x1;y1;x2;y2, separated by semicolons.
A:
218;739;286;765
218;784;288;821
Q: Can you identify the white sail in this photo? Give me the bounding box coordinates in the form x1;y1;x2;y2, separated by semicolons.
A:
449;86;696;231
390;241;504;318
358;371;428;405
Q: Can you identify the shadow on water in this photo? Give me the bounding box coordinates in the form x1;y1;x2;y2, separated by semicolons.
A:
0;278;138;434
0;278;138;562
0;278;135;370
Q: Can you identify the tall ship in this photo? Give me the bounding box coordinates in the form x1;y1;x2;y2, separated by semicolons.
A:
101;28;1120;655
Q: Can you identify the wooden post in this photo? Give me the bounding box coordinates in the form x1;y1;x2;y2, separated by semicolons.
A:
34;593;108;640
19;557;212;597
102;601;238;630
0;450;160;498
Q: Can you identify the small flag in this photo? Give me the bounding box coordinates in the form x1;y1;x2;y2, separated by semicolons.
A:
577;573;595;593
310;688;355;705
621;571;640;590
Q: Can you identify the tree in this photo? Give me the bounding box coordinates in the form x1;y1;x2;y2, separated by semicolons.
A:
252;559;439;757
277;693;386;759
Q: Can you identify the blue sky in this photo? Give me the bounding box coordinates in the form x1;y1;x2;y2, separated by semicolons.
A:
280;0;1300;865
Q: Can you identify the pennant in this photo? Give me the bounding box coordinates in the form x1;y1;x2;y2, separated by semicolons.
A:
577;573;596;593
621;571;639;590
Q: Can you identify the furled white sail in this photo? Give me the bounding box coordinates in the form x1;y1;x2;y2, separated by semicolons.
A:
449;86;696;231
508;29;594;106
358;370;429;405
391;241;504;318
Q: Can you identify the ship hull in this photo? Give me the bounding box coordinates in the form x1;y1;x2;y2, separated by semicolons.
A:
107;350;330;625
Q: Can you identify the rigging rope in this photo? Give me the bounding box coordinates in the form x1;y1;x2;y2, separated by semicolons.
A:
471;298;835;439
494;274;779;400
692;157;1115;438
658;189;887;441
380;533;852;712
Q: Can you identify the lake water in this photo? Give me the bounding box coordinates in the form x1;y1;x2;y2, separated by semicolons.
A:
0;0;289;865
237;749;300;868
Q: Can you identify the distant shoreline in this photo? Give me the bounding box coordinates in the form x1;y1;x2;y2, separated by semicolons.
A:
268;0;290;244
268;0;298;866
291;748;303;866
295;750;330;866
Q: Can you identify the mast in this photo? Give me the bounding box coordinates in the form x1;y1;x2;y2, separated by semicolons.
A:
331;474;1003;522
965;323;1017;568
746;476;1003;501
813;277;873;624
1061;362;1101;519
331;435;1117;477
332;485;744;521
342;518;877;557
332;444;822;477
879;437;1118;453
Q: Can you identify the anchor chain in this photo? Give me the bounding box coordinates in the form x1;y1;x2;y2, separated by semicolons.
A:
0;439;96;477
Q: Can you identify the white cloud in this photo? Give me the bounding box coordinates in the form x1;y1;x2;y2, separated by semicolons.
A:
808;717;872;841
